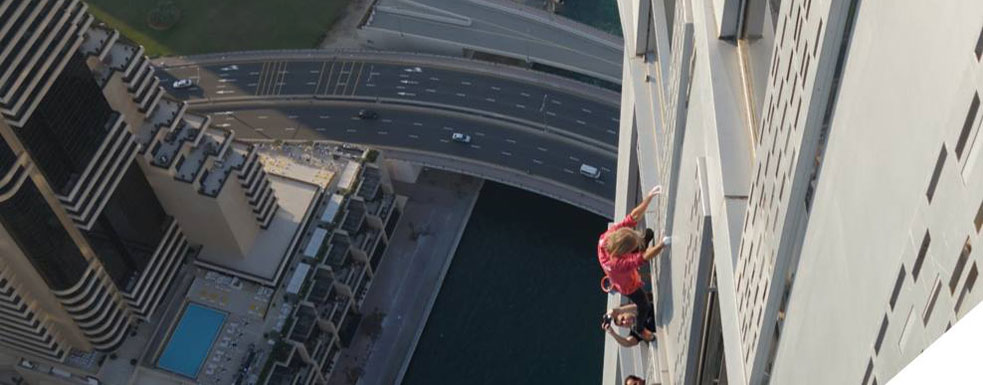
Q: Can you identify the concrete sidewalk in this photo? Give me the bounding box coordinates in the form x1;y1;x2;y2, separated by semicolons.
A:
327;169;483;385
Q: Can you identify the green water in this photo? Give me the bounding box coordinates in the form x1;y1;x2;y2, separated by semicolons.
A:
559;0;623;37
402;182;608;384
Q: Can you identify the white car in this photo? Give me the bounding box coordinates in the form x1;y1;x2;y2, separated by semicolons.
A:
172;78;194;89
579;164;601;179
451;133;471;143
220;65;239;71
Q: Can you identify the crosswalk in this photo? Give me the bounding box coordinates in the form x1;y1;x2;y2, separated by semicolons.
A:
254;61;288;96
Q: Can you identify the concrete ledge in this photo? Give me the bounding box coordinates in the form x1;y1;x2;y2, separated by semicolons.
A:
375;6;473;26
465;0;623;50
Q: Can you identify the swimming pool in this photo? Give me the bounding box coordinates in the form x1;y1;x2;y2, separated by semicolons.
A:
157;303;226;378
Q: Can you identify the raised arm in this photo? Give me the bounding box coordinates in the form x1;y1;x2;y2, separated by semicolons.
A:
642;236;668;261
605;324;639;347
629;186;662;222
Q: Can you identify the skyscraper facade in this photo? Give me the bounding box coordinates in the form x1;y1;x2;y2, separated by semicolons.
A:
611;0;983;384
0;0;278;370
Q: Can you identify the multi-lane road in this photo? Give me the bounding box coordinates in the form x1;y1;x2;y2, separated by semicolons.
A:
155;53;620;209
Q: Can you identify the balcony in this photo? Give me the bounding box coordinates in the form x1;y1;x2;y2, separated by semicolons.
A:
355;167;381;201
176;130;222;183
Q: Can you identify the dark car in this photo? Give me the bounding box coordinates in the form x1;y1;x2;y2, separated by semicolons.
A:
356;109;378;120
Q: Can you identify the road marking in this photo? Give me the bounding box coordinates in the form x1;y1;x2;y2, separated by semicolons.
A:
399;74;410;78
316;128;326;132
350;117;360;120
551;99;562;105
366;84;375;87
546;111;557;117
456;93;466;97
310;70;320;74
214;123;231;128
461;81;472;85
515;104;526;109
569;156;580;161
537;147;548;152
470;144;482;149
501;151;512;156
219;73;230;77
520;92;530;97
218;78;236;83
505;138;517;144
216;90;235;94
429;77;440;81
306;82;317;85
485;98;495;102
349;62;365;95
396;86;406;90
287;115;298;119
254;128;264;131
442;126;453;131
247;83;258;87
413;122;423;126
249;71;260;75
582;108;592;113
400;80;419;85
440;139;450;143
576;120;586;125
257;115;268;119
611;117;620;122
370;72;381;76
408;134;419;139
595;180;606;185
285;127;296;131
382;119;393;123
601;167;612;172
563;168;574;174
425;89;436;93
397;92;416;96
532;159;543;164
378;131;388;135
475;132;485;136
606;129;617;135
490;86;501;91
319;115;330;119
346;129;357;132
216;84;227;88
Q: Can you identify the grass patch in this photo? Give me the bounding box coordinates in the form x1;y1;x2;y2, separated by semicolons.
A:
84;0;350;57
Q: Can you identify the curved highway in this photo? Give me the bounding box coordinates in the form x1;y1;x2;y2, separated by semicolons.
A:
155;53;620;212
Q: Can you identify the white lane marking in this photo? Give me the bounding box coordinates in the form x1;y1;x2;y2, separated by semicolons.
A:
214;123;231;128
254;128;264;131
515;104;526;109
425;89;437;93
413;122;423;126
371;72;381;76
490;86;501;91
397;92;416;96
218;78;237;83
456;93;466;97
396;86;406;90
611;117;620;122
346;129;357;132
400;80;419;85
408;134;419;139
399;74;410;78
249;71;260;75
569;156;580;161
275;82;285;86
563;168;574;174
606;129;617;135
316;128;326;132
442;126;454;131
366;84;375;87
440;139;450;143
576;120;586;125
461;81;472;85
219;73;230;77
601;167;612;172
306;82;317;85
247;83;258;87
582;108;592;113
378;131;388;135
285;127;296;131
520;92;530;97
551;99;562;105
505;138;517;144
429;77;440;81
287;115;298;119
350;117;361;120
257;115;268;119
475;132;485;136
319;115;330;119
532;159;543;164
470;144;481;149
485;98;496;102
546;111;557;116
216;90;235;94
537;147;548;152
382;119;393;123
216;84;227;88
595;180;606;185
501;151;512;156
310;70;320;73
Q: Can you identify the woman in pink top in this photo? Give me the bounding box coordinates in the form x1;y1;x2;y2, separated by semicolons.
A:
598;186;670;341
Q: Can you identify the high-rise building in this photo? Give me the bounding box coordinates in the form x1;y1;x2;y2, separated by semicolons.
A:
610;0;983;384
0;0;279;376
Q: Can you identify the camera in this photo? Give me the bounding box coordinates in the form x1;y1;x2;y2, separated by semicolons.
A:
601;313;613;329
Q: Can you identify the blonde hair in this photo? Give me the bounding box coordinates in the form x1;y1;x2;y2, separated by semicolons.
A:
605;228;643;258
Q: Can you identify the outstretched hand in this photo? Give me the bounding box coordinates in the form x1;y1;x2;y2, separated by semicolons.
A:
647;185;663;199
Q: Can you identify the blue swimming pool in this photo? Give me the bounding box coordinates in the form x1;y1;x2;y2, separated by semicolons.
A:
157;303;226;378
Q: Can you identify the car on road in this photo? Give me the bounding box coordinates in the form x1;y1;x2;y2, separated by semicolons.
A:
355;109;378;120
451;133;471;143
579;164;601;179
172;78;195;89
220;65;239;71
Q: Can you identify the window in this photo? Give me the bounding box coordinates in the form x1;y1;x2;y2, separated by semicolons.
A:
956;93;980;159
926;146;947;202
889;266;906;310
975;25;983;60
955;263;978;315
913;231;931;281
922;277;942;325
950;239;972;294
